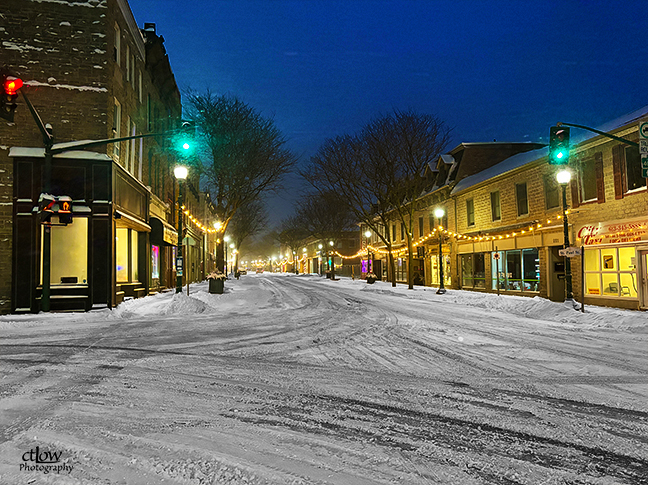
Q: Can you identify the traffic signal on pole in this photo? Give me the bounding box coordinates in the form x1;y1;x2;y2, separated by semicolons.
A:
38;193;56;223
178;120;195;152
37;194;74;224
1;73;24;122
57;195;73;224
549;126;570;165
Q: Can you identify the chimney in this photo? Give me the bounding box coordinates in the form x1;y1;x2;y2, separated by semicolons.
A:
144;23;156;33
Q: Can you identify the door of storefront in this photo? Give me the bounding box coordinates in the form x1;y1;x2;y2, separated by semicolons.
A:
549;246;566;301
640;250;648;309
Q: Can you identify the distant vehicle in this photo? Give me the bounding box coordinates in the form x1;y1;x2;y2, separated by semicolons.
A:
239;269;247;275
256;269;264;273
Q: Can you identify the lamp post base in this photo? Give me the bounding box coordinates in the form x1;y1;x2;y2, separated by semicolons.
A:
436;287;446;295
563;298;580;310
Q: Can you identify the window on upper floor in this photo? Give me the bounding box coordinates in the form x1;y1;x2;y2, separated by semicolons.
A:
129;121;137;175
543;175;560;210
124;115;130;168
130;53;136;89
612;144;645;198
466;198;475;227
580;157;599;202
113;98;121;160
138;70;143;102
515;182;529;216
490;191;501;221
147;94;152;132
114;24;121;65
625;145;645;192
125;45;130;81
418;216;424;238
400;223;405;240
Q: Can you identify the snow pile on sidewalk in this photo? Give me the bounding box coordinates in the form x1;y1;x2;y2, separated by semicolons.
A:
311;274;647;331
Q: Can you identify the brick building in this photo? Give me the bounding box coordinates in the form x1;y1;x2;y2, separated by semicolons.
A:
0;0;203;313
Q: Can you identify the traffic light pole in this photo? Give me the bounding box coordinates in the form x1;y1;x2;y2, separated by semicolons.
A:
557;122;639;147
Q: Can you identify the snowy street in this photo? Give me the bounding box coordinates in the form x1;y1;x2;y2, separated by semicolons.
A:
1;273;647;484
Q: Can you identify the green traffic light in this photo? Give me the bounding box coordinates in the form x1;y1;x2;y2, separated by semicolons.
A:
556;151;564;159
182;142;190;150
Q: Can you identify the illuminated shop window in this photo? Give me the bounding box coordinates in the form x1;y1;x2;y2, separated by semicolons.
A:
40;217;88;285
584;247;637;297
491;249;539;292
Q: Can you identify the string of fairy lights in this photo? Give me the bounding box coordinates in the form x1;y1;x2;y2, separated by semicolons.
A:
323;208;575;260
179;203;645;263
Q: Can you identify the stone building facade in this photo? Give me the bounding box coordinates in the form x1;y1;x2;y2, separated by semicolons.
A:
370;106;648;311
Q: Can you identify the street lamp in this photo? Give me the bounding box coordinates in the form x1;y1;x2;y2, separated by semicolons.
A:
364;230;372;274
434;207;446;294
174;166;188;293
224;235;230;275
229;242;235;275
556;169;575;306
318;243;323;275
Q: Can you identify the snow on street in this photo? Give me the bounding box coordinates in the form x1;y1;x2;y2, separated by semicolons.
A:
1;273;647;484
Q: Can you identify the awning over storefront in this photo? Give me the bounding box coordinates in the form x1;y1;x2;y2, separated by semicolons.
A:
150;217;179;245
114;209;151;233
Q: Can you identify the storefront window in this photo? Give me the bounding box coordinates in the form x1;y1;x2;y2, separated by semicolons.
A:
491;249;539;292
585;247;638;298
116;227;129;282
395;257;408;281
584;249;599;271
522;249;540;291
41;216;88;285
151;245;160;279
461;253;485;289
131;232;138;281
506;251;522;290
601;248;616;271
461;254;473;287
431;255;451;287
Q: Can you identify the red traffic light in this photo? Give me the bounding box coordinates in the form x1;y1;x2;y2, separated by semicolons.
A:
4;76;23;95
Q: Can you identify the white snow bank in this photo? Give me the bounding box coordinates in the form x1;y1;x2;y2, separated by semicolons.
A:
318;275;647;331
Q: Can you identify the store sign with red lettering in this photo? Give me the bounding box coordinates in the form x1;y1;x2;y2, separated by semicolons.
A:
577;217;648;246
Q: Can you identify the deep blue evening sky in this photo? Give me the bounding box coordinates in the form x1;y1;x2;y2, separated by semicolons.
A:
128;0;646;223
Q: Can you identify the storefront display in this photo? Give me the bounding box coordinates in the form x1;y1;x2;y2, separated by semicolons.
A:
491;248;540;292
578;216;647;303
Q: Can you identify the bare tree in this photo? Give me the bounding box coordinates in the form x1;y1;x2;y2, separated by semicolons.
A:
296;191;357;279
185;91;296;271
302;109;450;288
362;110;451;288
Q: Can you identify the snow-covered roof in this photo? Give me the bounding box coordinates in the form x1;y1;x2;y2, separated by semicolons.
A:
451;104;648;195
9;147;112;161
439;154;454;165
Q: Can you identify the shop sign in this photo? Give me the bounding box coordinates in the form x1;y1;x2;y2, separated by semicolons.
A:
577;217;648;246
559;247;582;257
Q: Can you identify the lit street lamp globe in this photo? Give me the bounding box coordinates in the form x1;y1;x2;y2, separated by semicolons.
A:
556;169;572;185
364;230;371;238
173;166;188;180
434;207;445;219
